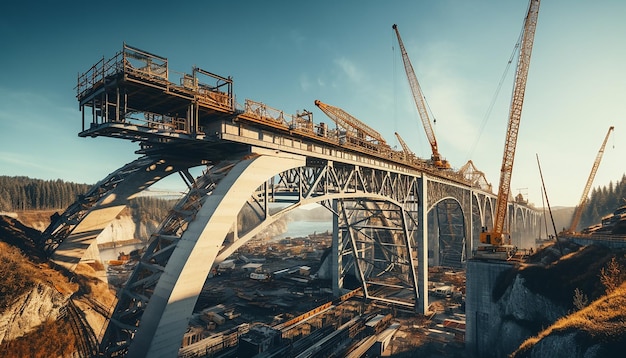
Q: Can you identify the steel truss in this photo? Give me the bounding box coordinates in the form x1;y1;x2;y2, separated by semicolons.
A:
100;160;237;357
337;198;420;307
40;156;157;257
98;156;426;356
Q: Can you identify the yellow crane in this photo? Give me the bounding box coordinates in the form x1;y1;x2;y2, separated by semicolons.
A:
314;99;387;146
480;0;541;248
394;131;415;161
392;24;449;169
566;126;614;233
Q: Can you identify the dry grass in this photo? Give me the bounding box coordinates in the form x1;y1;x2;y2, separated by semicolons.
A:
494;244;623;306
15;209;58;231
0;242;39;309
0;241;79;309
514;282;626;356
0;318;78;358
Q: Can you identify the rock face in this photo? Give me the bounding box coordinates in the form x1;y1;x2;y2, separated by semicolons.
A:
0;282;71;344
493;274;568;356
466;260;569;358
96;214;159;245
467;244;626;357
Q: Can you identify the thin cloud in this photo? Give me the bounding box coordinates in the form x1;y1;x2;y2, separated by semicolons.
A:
299;73;311;91
334;57;362;83
0;151;65;175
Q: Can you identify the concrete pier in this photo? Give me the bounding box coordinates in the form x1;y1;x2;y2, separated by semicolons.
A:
465;259;515;357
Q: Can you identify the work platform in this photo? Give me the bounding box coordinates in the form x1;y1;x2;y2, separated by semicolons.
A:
77;44;470;184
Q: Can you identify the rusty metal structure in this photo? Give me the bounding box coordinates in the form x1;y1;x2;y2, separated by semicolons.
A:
36;42;542;357
567;125;614;233
479;0;541;248
393;24;449;169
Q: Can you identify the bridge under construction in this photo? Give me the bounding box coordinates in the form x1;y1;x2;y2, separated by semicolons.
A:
40;43;541;357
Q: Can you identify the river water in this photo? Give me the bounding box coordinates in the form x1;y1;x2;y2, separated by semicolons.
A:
99;220;332;263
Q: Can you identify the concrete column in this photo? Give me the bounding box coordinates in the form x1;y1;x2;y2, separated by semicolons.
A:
467;189;474;260
332;199;343;296
417;175;429;314
465;260;514;357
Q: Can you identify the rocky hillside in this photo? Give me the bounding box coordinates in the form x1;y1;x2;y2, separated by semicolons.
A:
0;215;115;357
480;241;626;357
512;282;626;357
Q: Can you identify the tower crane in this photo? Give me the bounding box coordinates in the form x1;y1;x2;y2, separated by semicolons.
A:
566;126;614;233
392;24;449;169
479;0;541;249
314;99;386;145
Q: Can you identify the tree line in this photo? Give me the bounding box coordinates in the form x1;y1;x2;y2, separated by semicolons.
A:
0;176;173;221
0;176;91;211
579;173;626;229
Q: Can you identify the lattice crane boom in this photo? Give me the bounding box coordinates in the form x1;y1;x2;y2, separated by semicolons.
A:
568;125;614;232
314;99;386;144
394;132;414;158
481;0;541;246
393;24;448;168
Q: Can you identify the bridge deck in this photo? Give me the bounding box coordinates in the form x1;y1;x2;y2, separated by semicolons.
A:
77;44;470;186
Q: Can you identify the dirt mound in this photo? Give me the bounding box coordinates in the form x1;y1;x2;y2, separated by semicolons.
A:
0;215;45;262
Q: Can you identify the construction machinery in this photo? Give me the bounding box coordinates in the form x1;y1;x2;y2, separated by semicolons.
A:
565;126;614;233
394;132;415;161
392;24;450;169
314;99;388;153
479;0;541;251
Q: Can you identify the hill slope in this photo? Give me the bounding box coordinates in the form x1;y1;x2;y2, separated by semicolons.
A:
513;282;626;357
0;215;115;357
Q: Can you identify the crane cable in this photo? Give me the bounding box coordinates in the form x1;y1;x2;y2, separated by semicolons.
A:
465;22;525;162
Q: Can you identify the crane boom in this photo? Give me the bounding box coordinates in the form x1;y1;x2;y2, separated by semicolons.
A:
394;132;414;159
314;99;386;144
481;0;541;246
392;24;448;168
568;126;614;232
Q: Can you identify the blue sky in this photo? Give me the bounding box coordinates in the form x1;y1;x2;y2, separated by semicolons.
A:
1;0;625;208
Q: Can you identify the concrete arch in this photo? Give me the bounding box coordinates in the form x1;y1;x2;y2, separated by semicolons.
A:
121;154;422;357
482;196;495;233
127;154;307;357
427;196;466;268
470;193;483;252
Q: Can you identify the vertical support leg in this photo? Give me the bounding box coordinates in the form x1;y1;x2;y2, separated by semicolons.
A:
417;175;429;314
332;199;343;296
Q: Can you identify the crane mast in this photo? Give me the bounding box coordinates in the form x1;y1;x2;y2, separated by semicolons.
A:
480;0;541;247
392;24;449;169
567;126;614;233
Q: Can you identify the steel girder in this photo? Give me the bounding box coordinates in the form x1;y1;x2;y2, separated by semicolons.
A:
337;198;420;308
99;155;427;357
100;159;240;357
39;156;201;271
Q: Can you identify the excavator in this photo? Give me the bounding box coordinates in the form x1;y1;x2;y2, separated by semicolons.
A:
563;126;614;234
478;0;541;256
392;24;450;169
